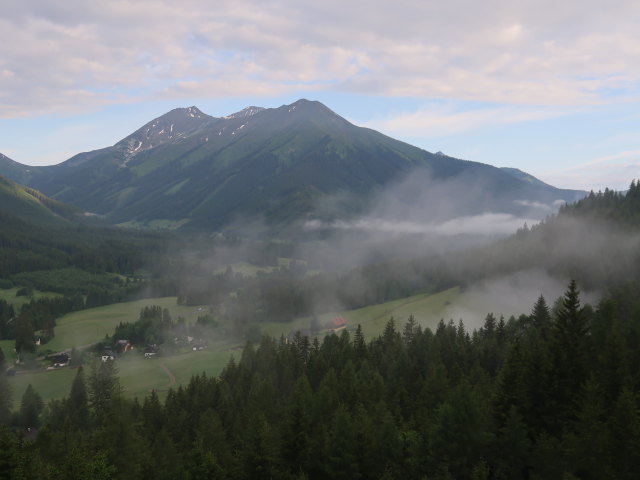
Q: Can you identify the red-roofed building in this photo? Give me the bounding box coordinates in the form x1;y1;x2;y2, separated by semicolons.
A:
326;316;347;332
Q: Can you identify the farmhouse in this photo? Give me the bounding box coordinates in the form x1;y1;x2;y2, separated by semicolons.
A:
101;348;116;362
144;344;159;358
192;339;208;351
51;353;70;368
115;339;133;353
326;317;347;332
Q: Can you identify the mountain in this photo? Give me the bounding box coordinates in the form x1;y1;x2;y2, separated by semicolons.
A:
1;100;586;233
0;174;81;226
0;152;34;185
501;167;558;189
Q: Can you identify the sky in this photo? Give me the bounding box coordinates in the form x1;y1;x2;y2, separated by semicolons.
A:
0;0;639;191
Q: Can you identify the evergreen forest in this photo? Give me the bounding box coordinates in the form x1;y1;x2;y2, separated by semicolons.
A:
2;183;640;478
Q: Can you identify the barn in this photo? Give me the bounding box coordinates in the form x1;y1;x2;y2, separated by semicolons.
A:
325;316;347;332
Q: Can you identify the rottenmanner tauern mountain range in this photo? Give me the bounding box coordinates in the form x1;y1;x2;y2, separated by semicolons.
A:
0;100;584;233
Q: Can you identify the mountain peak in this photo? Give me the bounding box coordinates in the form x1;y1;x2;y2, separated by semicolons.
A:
114;106;214;162
0;152;18;163
273;99;347;126
288;98;331;111
157;105;207;121
223;106;265;120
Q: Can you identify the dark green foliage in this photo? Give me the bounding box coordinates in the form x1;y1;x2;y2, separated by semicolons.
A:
530;294;551;330
6;280;640;479
67;367;89;430
88;360;121;423
18;384;44;428
0;426;22;480
14;314;35;355
0;206;167;280
110;305;174;345
548;280;591;428
0;360;11;426
0;300;15;340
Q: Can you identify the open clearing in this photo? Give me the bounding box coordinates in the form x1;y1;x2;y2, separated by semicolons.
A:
260;286;462;341
7;285;517;406
41;297;207;354
0;339;15;361
8;367;78;410
8;346;234;408
0;287;62;311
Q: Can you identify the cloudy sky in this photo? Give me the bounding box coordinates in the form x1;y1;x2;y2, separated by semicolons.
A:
1;0;639;191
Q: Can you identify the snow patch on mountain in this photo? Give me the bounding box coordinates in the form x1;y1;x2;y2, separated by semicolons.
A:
224;106;264;120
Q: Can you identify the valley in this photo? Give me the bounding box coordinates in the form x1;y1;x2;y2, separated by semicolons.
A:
5;287;464;407
3;2;640;476
1;102;639;479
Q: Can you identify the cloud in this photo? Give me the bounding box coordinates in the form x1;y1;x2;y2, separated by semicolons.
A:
2;1;640;117
540;150;640;191
363;104;573;138
305;212;536;237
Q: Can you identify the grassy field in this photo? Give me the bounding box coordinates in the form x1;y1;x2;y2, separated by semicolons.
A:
0;287;62;310
6;296;231;407
0;339;15;362
260;287;462;341
8;347;234;409
7;285;511;407
117;347;233;400
8;367;78;410
214;261;278;277
213;258;321;278
41;297;207;354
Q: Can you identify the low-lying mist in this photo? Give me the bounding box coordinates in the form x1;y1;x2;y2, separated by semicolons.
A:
151;168;637;334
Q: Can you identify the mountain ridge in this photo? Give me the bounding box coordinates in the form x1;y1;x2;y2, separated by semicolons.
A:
0;174;82;225
0;100;586;234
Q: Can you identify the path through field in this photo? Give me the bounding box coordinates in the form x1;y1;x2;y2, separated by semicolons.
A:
159;362;176;390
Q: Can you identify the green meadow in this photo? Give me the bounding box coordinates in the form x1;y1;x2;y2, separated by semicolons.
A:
0;287;62;311
259;286;462;341
7;296;234;406
0;339;16;362
40;297;207;353
7;285;518;407
8;367;78;410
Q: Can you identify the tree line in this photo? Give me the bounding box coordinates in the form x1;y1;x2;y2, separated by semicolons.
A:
1;280;640;479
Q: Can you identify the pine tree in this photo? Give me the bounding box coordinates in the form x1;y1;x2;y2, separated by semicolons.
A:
482;313;497;338
142;390;164;435
495;406;530;479
381;317;400;350
19;384;43;428
14;314;35;355
0;371;11;426
67;366;89;429
325;406;360;480
564;377;613;479
608;388;640;480
88;359;121;422
353;324;367;359
403;315;418;345
531;295;551;330
285;375;313;473
550;280;590;424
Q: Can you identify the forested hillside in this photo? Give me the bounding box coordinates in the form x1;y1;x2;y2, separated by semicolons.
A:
1;280;639;479
1;182;640;478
